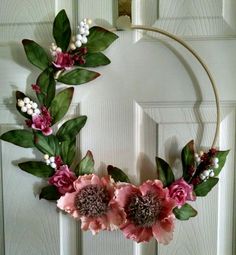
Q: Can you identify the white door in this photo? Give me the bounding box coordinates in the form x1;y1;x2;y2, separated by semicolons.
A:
0;1;235;255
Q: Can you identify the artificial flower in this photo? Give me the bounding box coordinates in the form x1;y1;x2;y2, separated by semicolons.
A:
31;84;41;94
49;165;76;194
57;174;126;234
53;52;74;70
31;106;52;136
168;178;196;208
115;180;176;244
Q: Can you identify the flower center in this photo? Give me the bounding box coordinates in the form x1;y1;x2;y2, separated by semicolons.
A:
125;193;160;227
75;185;110;217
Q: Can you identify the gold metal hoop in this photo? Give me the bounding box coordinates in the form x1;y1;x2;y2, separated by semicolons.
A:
131;25;220;148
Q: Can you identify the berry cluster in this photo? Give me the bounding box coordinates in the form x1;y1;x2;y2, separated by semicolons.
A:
50;43;62;57
17;97;40;116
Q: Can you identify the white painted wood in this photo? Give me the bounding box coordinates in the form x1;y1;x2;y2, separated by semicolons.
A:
132;0;236;38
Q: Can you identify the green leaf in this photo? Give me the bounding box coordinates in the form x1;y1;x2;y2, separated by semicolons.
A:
16;91;32;119
194;177;219;196
0;130;34;148
57;116;87;141
39;185;61;200
214;150;230;176
107;165;130;183
34;132;60;156
75;150;94;176
60;138;76;166
36;68;56;108
57;69;100;85
86;26;118;53
181;140;195;180
22;39;50;70
49;87;74;124
53;9;71;52
173;203;198;220
156;157;175;187
81;52;111;67
18;161;54;178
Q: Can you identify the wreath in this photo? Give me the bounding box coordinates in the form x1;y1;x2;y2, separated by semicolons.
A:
0;10;229;244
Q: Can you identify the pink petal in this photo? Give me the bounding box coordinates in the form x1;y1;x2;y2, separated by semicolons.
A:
42;127;53;136
120;222;143;241
107;201;126;229
115;185;139;208
57;191;77;215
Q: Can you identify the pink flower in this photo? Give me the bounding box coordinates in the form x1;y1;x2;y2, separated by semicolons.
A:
53;52;74;70
168;178;196;208
115;180;176;244
57;174;126;234
31;106;52;136
31;84;41;93
55;155;63;168
49;165;76;195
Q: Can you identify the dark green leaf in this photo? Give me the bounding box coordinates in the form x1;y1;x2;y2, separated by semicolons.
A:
0;130;34;148
57;69;100;85
16;91;32;119
81;52;111;67
34;132;60;156
182;140;195;180
36;68;56;107
18;161;54;178
173;203;198;220
49;87;74;124
156;157;175;187
214;150;230;176
194;177;219;196
75;150;94;176
86;26;118;53
107;165;130;183
60;138;76;166
57;116;87;141
53;9;71;52
39;185;61;200
22;39;50;70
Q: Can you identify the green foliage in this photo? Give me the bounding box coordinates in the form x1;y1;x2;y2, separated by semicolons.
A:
107;165;130;183
86;26;118;53
36;68;56;107
75;151;94;176
39;185;61;200
156;157;175;187
181;140;195;180
194;177;219;196
53;9;71;51
60;139;76;166
0;130;34;148
173;203;198;220
18;161;54;178
214;150;230;176
57;69;100;85
81;52;111;67
22;39;50;70
49;87;74;124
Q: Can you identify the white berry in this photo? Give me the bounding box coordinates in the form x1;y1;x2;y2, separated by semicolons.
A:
49;156;55;163
200;174;205;180
199;150;204;156
56;47;62;53
214;163;219;169
75;40;82;48
213;157;219;164
44;154;49;160
76;34;82;41
23;97;30;104
84;30;89;36
31;102;38;109
80;21;85;27
69;43;76;50
50;162;57;168
34;108;41;114
84;24;89;30
17;100;24;107
79;27;85;34
21;106;27;112
27;109;33;115
81;36;88;44
203;170;209;177
45;159;50;165
26;103;32;109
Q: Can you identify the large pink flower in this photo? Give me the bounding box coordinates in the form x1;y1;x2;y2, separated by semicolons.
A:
168;178;196;208
53;52;74;70
115;180;176;244
31;106;52;136
49;165;76;195
57;174;126;234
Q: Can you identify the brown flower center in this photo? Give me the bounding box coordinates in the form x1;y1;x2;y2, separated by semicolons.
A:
75;185;110;217
125;193;160;227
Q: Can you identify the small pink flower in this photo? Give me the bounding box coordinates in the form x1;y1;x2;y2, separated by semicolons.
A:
53;52;74;70
168;178;196;208
31;106;52;136
57;174;126;234
115;180;176;244
55;155;63;168
31;84;41;94
49;165;76;195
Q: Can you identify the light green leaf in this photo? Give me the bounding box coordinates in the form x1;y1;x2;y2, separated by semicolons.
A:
57;69;100;85
49;87;74;124
194;177;219;196
60;138;76;166
173;203;198;220
107;165;130;183
18;161;54;178
0;130;34;148
75;150;94;176
214;150;230;176
156;157;175;187
22;39;50;70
